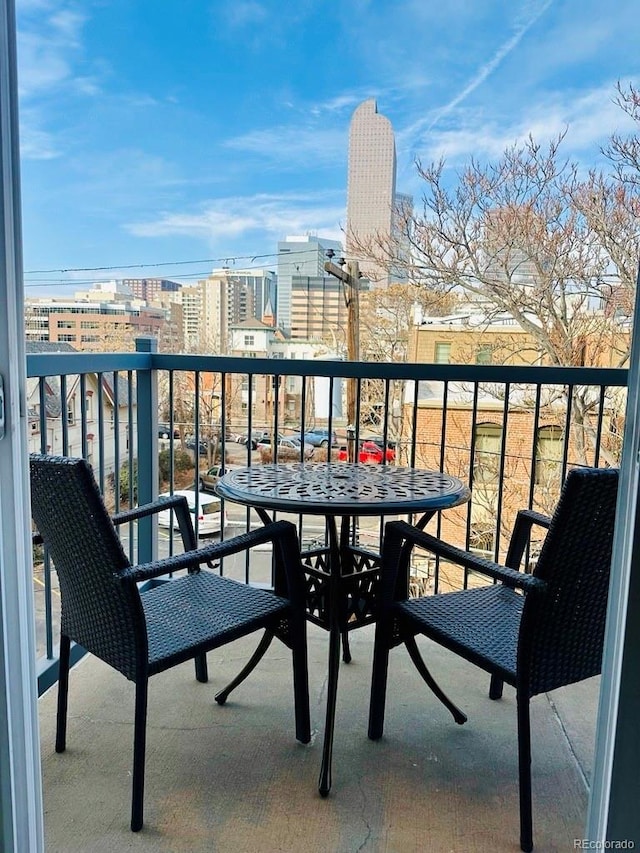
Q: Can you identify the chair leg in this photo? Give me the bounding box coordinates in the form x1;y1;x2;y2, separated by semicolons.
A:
55;634;71;753
489;675;504;700
215;630;274;705
516;690;533;853
194;652;208;683
368;620;391;740
404;636;467;725
131;678;149;832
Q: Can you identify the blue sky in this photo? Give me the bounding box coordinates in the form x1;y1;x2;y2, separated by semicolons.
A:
17;0;639;295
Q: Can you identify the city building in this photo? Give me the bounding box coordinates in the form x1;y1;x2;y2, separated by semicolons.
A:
289;274;349;345
227;320;333;428
391;191;413;282
277;235;342;334
410;309;630;369
181;269;277;352
180;275;226;352
24;294;167;351
121;278;182;304
346;99;397;285
403;311;629;571
209;268;276;325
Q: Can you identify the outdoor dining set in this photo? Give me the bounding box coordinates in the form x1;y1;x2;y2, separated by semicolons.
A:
29;453;619;852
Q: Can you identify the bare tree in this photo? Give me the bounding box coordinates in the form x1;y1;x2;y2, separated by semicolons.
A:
604;82;640;190
353;105;640;467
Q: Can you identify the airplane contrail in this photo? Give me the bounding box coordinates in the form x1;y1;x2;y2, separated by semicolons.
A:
427;0;555;131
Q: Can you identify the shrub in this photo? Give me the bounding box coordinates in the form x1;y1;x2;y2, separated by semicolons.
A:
113;458;138;504
158;448;193;482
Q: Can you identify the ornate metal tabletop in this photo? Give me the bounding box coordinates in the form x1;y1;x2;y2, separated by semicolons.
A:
215;462;470;517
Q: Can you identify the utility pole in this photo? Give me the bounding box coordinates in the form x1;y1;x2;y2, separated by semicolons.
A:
324;251;361;461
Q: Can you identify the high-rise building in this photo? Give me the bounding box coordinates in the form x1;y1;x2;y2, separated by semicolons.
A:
346;99;397;285
391;191;413;283
122;278;181;303
277;235;342;334
180;276;226;352
208;268;276;326
289;275;349;346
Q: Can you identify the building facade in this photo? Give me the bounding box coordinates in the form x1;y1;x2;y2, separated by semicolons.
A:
290;274;349;345
276;235;342;334
24;296;167;351
122;278;181;303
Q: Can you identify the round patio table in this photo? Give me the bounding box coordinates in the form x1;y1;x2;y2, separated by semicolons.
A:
215;462;470;796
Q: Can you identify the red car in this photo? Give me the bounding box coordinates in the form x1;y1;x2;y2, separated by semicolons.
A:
337;440;396;464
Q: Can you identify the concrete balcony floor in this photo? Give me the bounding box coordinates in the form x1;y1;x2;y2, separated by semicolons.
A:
39;623;597;853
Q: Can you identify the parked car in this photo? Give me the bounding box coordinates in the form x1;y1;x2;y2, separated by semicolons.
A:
337;440;395;464
185;436;209;456
257;435;314;459
237;429;269;450
158;424;180;439
157;489;227;536
300;427;338;448
362;434;397;452
198;464;226;492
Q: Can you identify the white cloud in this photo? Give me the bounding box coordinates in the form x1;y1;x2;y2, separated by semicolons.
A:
17;4;88;99
126;192;345;247
220;0;268;29
224;126;347;169
19;120;61;160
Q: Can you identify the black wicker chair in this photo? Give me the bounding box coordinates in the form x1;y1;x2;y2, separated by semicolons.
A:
30;454;310;832
368;466;619;852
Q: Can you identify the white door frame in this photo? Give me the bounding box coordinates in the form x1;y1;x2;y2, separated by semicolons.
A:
0;0;44;849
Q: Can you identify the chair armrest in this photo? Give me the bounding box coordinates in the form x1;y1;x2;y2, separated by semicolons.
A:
382;520;546;599
119;521;306;605
504;508;551;569
112;494;196;551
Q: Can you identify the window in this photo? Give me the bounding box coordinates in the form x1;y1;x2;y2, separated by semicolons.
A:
67;398;75;426
535;425;563;485
58;334;75;342
473;423;502;484
434;342;451;364
475;345;493;365
244;335;255;347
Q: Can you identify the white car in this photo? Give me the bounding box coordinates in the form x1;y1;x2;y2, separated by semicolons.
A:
158;489;227;536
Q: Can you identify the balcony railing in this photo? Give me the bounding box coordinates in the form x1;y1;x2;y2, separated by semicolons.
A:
27;342;628;697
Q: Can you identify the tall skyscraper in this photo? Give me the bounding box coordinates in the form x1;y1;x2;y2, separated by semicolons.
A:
346;99;397;285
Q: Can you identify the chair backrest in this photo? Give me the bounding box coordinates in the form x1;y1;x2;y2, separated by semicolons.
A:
519;466;619;697
30;454;146;680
